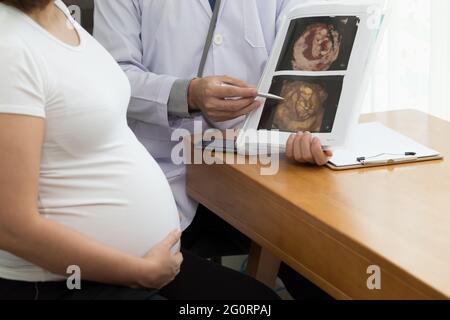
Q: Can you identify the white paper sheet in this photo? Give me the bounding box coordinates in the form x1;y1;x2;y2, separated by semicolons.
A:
329;122;441;167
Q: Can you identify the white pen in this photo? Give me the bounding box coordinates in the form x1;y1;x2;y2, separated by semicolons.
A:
359;156;418;166
256;92;285;101
220;83;284;101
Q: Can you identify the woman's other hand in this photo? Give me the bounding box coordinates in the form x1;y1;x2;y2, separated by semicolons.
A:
286;132;333;166
138;230;183;289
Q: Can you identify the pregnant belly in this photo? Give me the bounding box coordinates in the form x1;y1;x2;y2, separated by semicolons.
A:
39;157;181;257
42;192;180;257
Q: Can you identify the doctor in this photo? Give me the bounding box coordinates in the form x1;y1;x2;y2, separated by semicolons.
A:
94;0;332;299
93;0;331;228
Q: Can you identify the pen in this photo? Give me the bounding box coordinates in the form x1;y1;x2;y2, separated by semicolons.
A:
359;157;418;166
256;92;285;101
361;157;419;165
357;153;418;165
220;83;284;101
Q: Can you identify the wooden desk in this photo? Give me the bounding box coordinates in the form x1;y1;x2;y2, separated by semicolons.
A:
186;110;450;299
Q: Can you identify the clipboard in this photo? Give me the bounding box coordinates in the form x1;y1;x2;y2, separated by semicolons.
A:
327;122;443;171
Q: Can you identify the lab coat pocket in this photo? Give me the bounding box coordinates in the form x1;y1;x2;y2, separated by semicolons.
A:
243;1;267;48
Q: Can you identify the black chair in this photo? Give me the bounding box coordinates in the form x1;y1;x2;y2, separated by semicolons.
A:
62;0;94;35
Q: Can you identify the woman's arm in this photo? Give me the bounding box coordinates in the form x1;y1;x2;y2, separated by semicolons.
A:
0;114;182;289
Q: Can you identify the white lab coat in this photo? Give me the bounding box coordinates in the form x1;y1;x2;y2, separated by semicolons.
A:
94;0;306;229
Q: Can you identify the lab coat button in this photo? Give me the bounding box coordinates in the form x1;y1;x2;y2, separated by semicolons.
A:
214;34;223;45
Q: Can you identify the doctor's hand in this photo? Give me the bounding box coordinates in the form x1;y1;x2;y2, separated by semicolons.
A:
137;230;183;289
286;132;333;166
188;76;261;122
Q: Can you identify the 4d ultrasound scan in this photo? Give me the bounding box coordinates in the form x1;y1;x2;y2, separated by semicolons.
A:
258;75;344;133
257;16;359;133
276;16;360;72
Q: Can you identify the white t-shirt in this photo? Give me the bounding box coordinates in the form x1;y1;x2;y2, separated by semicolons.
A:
0;1;180;282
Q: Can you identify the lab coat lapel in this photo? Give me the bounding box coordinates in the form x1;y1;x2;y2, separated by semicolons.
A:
217;0;227;21
198;0;212;18
198;0;227;20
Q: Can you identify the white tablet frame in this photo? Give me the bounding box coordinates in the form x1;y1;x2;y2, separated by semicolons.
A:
238;1;387;154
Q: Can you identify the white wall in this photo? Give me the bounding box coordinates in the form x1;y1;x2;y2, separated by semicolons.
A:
362;0;450;121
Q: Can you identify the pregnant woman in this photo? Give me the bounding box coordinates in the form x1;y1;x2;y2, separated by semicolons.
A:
0;0;278;300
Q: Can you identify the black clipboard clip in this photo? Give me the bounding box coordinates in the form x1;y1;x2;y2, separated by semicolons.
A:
356;152;417;165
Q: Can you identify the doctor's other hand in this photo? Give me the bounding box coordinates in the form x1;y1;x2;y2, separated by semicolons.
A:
137;230;183;289
286;132;333;166
188;76;261;122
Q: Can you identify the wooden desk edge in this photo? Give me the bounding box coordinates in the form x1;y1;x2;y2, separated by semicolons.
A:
187;182;447;300
186;110;449;299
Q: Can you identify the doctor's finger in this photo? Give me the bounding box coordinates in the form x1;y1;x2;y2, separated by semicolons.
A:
206;101;260;122
214;97;257;112
214;85;257;99
220;76;254;89
230;100;261;118
208;100;261;120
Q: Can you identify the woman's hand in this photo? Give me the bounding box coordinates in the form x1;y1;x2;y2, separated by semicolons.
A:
286;132;333;166
137;230;183;289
